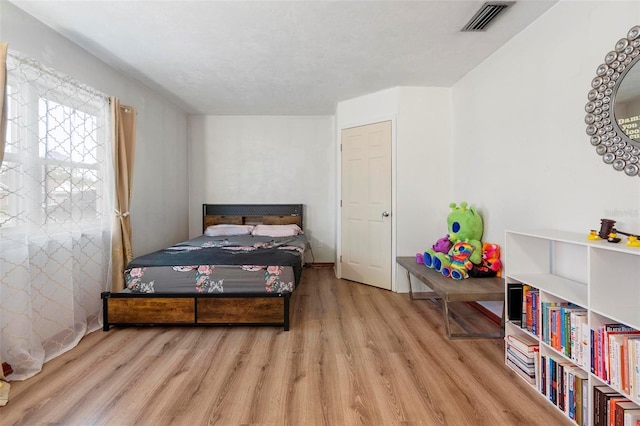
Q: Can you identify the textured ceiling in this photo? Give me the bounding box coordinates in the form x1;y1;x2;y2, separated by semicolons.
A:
10;0;558;115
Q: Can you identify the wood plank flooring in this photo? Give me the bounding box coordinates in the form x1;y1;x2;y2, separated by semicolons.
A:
2;267;568;425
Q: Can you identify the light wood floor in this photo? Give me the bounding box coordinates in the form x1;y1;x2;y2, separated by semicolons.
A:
2;267;568;425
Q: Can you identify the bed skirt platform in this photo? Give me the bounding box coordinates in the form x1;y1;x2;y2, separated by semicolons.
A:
101;292;291;331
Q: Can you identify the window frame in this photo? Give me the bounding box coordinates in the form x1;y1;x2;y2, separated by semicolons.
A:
1;66;109;236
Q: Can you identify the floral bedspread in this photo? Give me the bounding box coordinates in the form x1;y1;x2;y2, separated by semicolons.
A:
124;234;307;294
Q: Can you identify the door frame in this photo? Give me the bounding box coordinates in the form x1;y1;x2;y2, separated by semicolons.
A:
336;115;397;291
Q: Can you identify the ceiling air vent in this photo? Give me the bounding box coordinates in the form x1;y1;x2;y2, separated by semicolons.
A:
461;1;515;32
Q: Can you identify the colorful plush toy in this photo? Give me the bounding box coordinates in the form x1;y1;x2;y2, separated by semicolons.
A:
432;234;453;254
469;243;502;278
483;243;502;277
423;202;484;273
441;241;475;280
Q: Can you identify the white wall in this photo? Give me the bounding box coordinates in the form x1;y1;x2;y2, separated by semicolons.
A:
453;0;640;248
336;86;452;292
188;115;336;262
1;1;190;257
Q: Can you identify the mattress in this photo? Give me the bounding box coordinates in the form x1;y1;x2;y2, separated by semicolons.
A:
123;234;307;295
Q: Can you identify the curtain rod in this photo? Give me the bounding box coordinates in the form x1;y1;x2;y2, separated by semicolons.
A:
8;49;109;101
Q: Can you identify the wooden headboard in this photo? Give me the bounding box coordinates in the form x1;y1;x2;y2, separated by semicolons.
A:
202;204;303;232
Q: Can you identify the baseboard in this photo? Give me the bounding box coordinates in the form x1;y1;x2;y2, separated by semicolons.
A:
466;302;502;326
305;262;334;268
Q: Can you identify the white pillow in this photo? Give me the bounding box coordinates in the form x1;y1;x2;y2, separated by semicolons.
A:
205;224;254;237
252;224;303;237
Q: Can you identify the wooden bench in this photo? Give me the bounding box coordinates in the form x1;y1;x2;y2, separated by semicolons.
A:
397;256;505;339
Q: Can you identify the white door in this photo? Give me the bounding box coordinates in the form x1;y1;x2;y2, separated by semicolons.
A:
340;121;392;290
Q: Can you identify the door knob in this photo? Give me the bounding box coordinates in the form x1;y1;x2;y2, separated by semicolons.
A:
382;211;390;217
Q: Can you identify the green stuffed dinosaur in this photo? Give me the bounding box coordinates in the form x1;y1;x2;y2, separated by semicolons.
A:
423;202;484;272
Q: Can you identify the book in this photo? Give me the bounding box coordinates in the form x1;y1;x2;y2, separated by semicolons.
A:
575;372;582;425
593;328;598;375
557;362;566;412
566;368;588;424
594;386;620;426
521;285;531;327
531;290;538;335
620;334;640;395
580;315;590;369
607;396;629;426
569;310;588;363
610;334;625;389
627;336;640;399
507;358;535;385
604;325;640;384
507;283;523;322
561;306;585;356
506;333;538;354
507;349;535;374
625;409;640;426
507;341;536;363
550;357;558;404
613;400;640;426
635;339;640;400
549;307;560;349
541;301;557;343
565;367;577;419
582;377;588;426
523;287;539;333
607;329;640;387
540;354;547;396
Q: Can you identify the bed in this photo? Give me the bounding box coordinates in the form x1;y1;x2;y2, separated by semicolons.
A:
101;204;306;331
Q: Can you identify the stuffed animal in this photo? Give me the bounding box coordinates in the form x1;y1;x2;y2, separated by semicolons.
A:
432;235;453;254
469;243;502;278
423;202;484;272
441;241;474;280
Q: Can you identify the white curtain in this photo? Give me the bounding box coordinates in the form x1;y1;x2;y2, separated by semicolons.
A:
0;52;114;380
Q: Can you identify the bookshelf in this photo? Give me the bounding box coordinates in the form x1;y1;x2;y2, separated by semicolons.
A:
504;229;640;426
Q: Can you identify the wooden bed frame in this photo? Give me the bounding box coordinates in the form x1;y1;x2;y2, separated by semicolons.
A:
101;204;303;331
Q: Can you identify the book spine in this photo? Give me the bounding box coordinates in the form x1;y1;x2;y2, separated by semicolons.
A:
594;386;602;426
521;285;531;328
575;374;582;425
593;328;597;375
600;327;606;381
551;310;556;350
581;316;589;369
610;337;619;389
561;307;566;355
635;339;640;399
540;354;547;396
628;338;636;398
558;363;565;412
550;358;557;403
532;290;538;336
568;370;575;419
570;312;578;363
526;289;533;332
622;337;629;394
582;379;588;426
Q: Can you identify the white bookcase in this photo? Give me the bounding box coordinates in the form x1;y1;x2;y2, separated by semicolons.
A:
504;229;640;426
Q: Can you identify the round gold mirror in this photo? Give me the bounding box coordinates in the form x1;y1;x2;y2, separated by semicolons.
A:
586;25;640;176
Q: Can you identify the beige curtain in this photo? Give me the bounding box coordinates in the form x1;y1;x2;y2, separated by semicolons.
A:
0;42;8;167
111;98;137;292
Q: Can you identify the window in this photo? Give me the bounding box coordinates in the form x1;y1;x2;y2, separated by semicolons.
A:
1;55;109;233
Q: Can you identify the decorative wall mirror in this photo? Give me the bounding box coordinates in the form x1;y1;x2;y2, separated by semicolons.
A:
586;25;640;176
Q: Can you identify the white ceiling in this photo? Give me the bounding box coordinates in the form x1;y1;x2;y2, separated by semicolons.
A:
10;0;558;115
